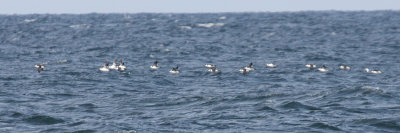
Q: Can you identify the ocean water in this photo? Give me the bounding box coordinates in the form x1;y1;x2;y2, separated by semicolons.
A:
1;11;400;132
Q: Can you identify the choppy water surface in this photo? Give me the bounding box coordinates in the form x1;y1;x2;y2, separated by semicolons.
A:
1;11;400;132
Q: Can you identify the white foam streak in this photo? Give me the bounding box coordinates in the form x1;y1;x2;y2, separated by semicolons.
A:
56;59;68;63
70;24;91;29
179;26;192;30
24;19;36;23
197;23;224;28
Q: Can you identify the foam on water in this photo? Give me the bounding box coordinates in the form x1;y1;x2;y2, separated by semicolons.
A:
179;26;192;30
69;24;91;29
23;19;37;23
197;23;225;28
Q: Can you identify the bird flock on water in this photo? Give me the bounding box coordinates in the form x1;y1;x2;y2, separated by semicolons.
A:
34;60;383;75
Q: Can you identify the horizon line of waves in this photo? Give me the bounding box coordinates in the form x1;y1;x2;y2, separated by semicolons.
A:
197;23;224;28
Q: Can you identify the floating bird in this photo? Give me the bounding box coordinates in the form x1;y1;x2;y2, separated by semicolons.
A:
169;66;180;74
208;67;220;74
305;64;316;69
339;65;351;71
150;61;160;69
118;59;126;71
365;68;382;74
204;64;216;68
109;59;118;70
266;63;277;68
34;64;44;73
99;62;110;72
239;68;248;74
244;62;255;71
318;65;328;72
118;66;124;72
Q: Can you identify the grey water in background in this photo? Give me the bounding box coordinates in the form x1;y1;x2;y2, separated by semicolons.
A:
1;11;400;132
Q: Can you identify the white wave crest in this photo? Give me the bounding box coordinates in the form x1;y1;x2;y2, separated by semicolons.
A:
197;23;224;28
24;19;36;23
362;86;381;90
56;59;68;63
179;26;192;30
70;24;91;29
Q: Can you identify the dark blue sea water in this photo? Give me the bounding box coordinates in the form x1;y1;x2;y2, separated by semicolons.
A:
1;11;400;132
